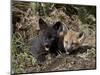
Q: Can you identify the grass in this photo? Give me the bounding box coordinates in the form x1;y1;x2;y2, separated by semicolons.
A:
11;32;37;73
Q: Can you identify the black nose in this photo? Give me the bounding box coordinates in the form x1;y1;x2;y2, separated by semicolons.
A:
45;45;49;48
67;48;72;53
44;43;49;48
67;49;70;52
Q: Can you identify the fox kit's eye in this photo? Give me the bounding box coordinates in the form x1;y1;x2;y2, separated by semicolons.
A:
48;35;52;39
72;42;75;45
72;42;78;46
65;41;68;44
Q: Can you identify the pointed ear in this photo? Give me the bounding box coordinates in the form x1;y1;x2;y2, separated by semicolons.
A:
39;18;47;30
53;21;63;31
78;32;86;44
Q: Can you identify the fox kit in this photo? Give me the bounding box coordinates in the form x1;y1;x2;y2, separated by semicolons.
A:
30;18;63;63
63;28;85;54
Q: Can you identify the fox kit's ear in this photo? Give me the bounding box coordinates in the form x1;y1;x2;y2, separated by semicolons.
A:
39;18;47;30
53;21;63;31
78;32;86;44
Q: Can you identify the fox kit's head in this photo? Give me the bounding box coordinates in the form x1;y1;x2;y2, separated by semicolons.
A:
63;28;85;54
38;18;63;51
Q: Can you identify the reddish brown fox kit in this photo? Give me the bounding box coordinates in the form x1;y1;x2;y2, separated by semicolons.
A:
63;28;85;54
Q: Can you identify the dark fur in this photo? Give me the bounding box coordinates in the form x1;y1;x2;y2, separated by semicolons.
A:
30;18;63;63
